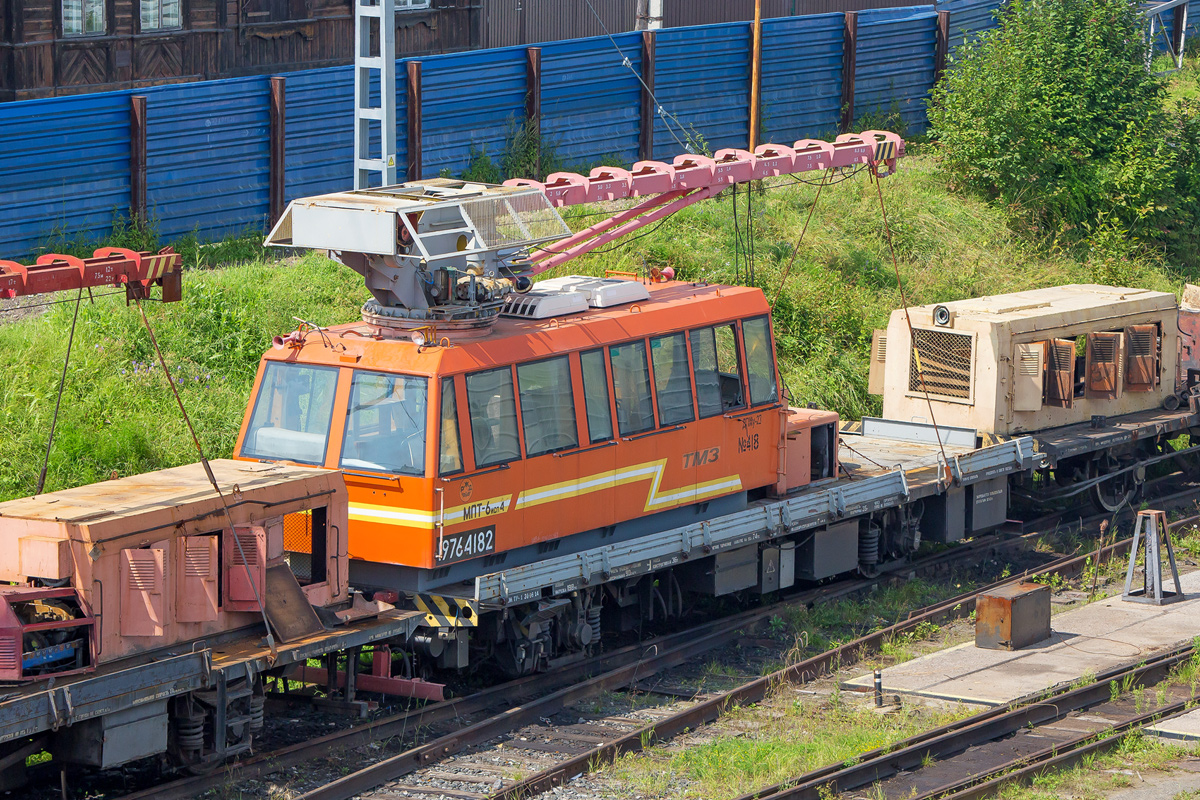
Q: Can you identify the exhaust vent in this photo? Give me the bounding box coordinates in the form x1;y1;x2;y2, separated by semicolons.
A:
502;291;589;320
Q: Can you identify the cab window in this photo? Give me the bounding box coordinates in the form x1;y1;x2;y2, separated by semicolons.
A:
439;377;464;476
743;316;778;406
518;356;579;457
466;367;521;468
651;333;695;425
610;340;656;435
340;372;429;476
580;349;613;443
241;362;339;465
691;323;744;417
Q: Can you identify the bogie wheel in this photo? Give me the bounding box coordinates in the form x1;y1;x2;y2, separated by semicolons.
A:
1090;452;1143;513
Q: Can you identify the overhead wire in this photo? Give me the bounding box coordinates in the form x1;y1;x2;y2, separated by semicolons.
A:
581;0;693;154
731;184;742;284
590;215;673;255
747;181;756;285
773;168;832;303
2;288;127;314
868;160;951;470
34;287;83;496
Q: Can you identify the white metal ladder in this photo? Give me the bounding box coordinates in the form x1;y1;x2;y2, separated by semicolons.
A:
354;0;399;189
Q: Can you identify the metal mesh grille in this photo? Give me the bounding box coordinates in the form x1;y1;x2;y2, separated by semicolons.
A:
284;512;313;554
460;191;570;249
284;552;313;583
909;329;973;399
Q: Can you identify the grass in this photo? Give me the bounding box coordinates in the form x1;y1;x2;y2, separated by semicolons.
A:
0;253;369;500
607;693;972;799
991;733;1197;799
0;132;1195;502
769;575;971;657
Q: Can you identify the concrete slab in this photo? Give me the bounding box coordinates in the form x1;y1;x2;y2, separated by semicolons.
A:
845;571;1200;707
1148;708;1200;741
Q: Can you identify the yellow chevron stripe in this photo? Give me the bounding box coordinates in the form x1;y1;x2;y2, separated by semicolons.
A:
349;494;514;529
350;460;742;530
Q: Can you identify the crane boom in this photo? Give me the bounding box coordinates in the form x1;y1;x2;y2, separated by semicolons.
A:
265;131;904;337
508;132;901;274
0;247;183;302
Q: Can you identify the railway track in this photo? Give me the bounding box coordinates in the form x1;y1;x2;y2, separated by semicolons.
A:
103;488;1200;800
286;504;1197;800
733;639;1198;800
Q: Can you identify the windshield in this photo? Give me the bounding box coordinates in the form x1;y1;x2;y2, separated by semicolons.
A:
241;362;339;465
340;371;429;476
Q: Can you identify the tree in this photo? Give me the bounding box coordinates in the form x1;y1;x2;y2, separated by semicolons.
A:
928;0;1195;249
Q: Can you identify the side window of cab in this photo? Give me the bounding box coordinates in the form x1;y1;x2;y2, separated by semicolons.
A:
742;316;778;406
465;367;521;468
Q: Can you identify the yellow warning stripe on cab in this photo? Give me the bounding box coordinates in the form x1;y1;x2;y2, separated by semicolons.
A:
412;593;478;628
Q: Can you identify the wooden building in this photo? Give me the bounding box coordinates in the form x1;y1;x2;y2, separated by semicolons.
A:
0;0;913;101
0;0;480;101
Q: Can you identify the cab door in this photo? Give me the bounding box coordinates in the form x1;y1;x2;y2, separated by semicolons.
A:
514;355;583;546
709;316;781;497
439;368;524;566
690;321;753;503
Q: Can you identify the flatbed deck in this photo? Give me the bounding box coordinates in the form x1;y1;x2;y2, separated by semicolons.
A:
472;419;1035;604
0;608;424;746
1027;406;1200;465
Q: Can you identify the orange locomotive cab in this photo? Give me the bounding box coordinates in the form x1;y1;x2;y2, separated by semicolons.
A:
234;280;809;594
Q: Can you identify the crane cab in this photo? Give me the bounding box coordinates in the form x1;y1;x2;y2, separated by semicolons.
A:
234;278;836;594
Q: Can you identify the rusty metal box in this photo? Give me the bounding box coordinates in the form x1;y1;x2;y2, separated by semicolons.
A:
975;582;1051;651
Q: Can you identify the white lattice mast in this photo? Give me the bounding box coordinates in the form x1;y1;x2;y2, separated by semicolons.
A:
354;0;399;189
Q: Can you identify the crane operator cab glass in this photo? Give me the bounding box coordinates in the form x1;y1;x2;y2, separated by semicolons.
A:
340;372;429;475
242;363;431;477
241;363;338;465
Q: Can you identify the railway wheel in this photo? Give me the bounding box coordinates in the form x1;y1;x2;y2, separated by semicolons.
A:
1090;452;1142;513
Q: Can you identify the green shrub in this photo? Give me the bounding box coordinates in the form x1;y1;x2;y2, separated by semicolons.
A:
455;118;565;183
928;0;1199;263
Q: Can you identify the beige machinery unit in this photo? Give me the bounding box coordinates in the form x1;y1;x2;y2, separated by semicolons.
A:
875;285;1184;436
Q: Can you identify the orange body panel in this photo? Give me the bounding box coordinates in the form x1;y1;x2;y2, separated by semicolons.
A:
234;282;792;571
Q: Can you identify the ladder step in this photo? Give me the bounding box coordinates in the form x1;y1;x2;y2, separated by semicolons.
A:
357;4;384;17
356;57;385;70
357;159;387;170
357;107;384;120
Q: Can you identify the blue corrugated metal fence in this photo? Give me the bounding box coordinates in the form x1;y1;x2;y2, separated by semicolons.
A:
0;92;132;259
760;13;845;143
855;6;939;134
420;46;528;178
540;32;643;168
936;0;999;50
653;22;752;160
0;0;1179;259
142;77;272;241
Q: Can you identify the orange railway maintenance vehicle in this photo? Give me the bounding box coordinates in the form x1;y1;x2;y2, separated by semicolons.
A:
242;132;1035;676
10;131;1200;784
